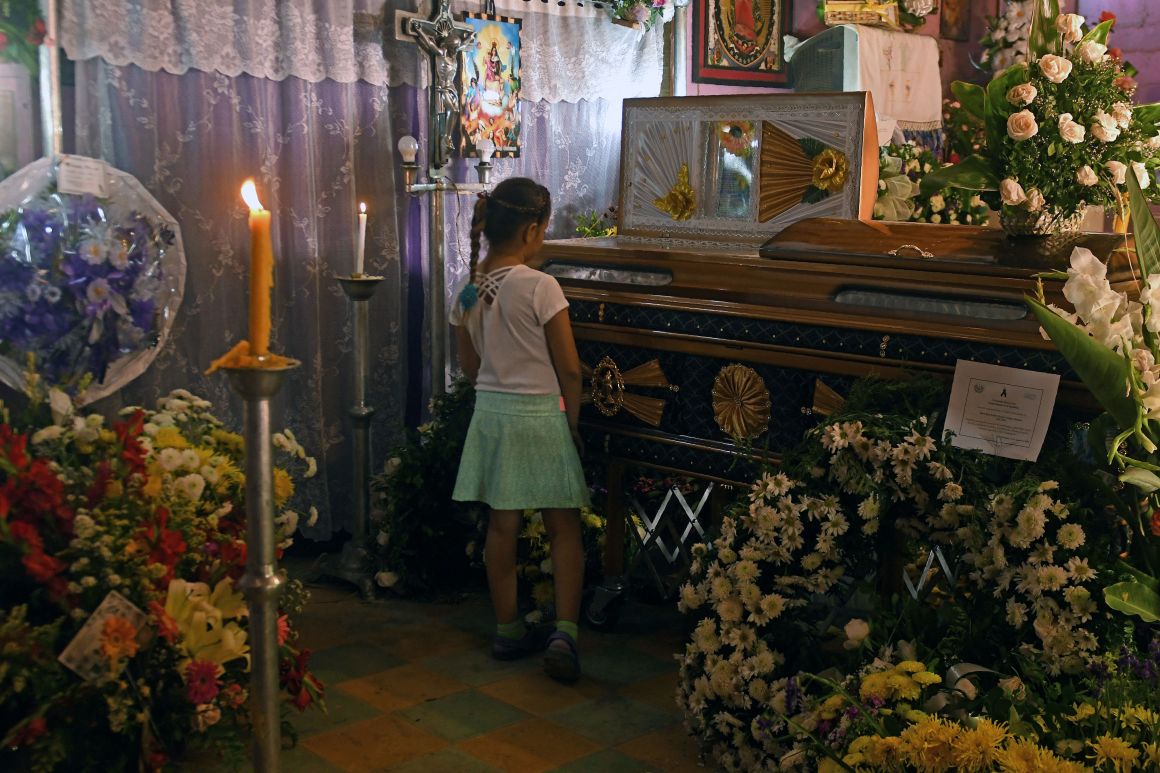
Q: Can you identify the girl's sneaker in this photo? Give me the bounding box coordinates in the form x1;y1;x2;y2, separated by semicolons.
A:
543;630;580;682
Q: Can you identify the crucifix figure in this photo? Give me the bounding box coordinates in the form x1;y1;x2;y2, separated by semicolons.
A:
406;0;475;173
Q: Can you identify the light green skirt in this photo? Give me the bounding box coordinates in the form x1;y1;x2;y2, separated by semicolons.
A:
453;391;590;511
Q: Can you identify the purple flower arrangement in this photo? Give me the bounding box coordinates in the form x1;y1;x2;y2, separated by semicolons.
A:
0;190;174;390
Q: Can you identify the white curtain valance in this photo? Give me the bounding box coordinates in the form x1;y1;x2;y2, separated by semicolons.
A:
62;0;663;103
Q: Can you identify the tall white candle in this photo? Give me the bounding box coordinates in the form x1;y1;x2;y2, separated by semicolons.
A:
356;202;367;276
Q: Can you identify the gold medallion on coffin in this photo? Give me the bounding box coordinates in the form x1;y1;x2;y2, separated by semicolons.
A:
582;356;677;427
712;364;771;441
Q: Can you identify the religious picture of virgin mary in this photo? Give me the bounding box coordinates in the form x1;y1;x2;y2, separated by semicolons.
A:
459;14;522;158
693;0;790;86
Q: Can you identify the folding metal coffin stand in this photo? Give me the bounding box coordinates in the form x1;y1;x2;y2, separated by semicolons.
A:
584;466;730;629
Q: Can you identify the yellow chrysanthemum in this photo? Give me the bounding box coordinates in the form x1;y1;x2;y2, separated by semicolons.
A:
820;694;845;719
1088;734;1140;771
859;672;891;702
951;718;1008;772
996;738;1052;773
210;428;244;453
154;426;190;449
900;716;959;772
817;758;844;773
897;660;926;673
142;474;163;500
886;672;921;701
862;735;902;767
912;670;942;686
273;467;294;506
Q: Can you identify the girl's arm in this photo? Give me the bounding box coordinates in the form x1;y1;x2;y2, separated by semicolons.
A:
455;324;481;385
544;309;583;443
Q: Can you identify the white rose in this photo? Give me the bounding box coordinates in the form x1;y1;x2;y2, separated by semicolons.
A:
1007;109;1039;141
843;618;870;650
1091;121;1121;143
1038;54;1073;83
1055;13;1084;43
929;194;946;213
1007;83;1038;106
1106;160;1128;185
1076;41;1108;64
1057;113;1085;144
1112;102;1133;129
1133;161;1152;190
1148;133;1160;150
1076;165;1099;186
1000;178;1028;205
1025;188;1045;212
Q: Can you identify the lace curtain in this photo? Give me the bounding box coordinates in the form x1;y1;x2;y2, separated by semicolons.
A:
63;0;665;102
73;60;416;540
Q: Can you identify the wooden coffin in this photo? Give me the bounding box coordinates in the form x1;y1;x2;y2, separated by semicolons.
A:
532;218;1135;484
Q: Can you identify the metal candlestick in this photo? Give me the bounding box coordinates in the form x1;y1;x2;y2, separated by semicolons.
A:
222;360;300;773
333;275;383;598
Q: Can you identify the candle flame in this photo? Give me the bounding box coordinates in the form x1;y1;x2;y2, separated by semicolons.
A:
359;202;366;214
240;179;264;211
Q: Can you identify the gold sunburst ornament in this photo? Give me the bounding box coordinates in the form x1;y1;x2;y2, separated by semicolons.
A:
582;356;676;427
712;364;771;441
811;148;849;192
653;163;696;221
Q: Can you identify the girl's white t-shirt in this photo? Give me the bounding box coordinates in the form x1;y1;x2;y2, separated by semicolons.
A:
450;264;570;395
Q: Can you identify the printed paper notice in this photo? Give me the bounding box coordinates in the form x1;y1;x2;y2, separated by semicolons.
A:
56;155;108;198
943;360;1060;462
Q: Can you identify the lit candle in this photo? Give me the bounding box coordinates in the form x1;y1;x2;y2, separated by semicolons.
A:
356;202;367;276
241;179;273;357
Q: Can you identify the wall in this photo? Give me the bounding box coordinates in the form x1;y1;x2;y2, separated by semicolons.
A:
1079;0;1160;103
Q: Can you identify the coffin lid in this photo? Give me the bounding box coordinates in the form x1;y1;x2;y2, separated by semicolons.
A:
760;218;1137;285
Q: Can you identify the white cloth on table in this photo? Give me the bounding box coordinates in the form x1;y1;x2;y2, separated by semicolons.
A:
850;25;942;143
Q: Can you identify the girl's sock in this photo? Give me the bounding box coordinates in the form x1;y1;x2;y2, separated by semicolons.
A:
496;620;527;641
555;620;579;641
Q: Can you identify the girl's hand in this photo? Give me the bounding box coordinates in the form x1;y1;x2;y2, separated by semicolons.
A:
570;425;585;456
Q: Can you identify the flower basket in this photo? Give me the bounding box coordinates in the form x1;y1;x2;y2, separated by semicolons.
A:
999;205;1085;236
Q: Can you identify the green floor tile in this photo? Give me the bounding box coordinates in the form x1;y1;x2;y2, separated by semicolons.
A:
550;748;653;773
308;641;405;680
398;689;529;742
579;646;674;687
548;696;678;747
282;745;348;772
288;686;383;738
420;644;540;686
387;747;504;773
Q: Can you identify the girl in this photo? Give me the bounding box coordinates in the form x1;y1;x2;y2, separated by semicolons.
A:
450;177;587;682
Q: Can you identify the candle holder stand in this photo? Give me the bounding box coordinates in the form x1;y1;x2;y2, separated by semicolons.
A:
221;359;300;773
326;275;384;599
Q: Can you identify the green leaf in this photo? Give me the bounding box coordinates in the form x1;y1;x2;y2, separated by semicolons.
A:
1127;167;1160;280
1120;467;1160;492
1026;298;1138;429
1081;19;1114;46
950;81;985;121
919;155;999;197
984;63;1030;161
1103;580;1160;622
1117;560;1160;591
1027;0;1062;59
1133;103;1160;135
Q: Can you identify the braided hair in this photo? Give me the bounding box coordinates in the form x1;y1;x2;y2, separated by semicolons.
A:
460;177;551;310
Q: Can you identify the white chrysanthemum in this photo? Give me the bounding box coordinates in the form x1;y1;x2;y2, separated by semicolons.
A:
174;473;207;502
1066;556;1097;582
1006;599;1028;627
717;598;744;622
1056;522;1085;550
180;449;201;471
1037;565;1068;591
158;447;183;472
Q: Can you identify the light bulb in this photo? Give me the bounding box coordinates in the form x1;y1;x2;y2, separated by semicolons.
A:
397;135;419;164
477;137;496;164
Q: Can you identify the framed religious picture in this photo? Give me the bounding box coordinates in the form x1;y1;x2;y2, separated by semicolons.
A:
692;0;793;87
940;0;972;42
458;12;522;158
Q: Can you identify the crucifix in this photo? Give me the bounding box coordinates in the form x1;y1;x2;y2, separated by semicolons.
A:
404;0;475;173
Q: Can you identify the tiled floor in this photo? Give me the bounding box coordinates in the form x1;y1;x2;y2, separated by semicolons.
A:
280;569;707;772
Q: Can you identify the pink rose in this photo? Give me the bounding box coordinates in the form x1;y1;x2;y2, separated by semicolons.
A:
1076;165;1098;186
1038;54;1073;84
1025;188;1045;212
1000;178;1027;206
1007;110;1039;141
1055;13;1084;43
1006;83;1037;106
1057;113;1085;144
1106;160;1128;185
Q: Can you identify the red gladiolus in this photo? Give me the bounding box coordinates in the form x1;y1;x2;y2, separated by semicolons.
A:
22;550;66;584
1099;10;1117;29
113;411;148;478
12;717;47;746
137;507;187;587
27;18;46;45
277;615;290;646
149;600;179;643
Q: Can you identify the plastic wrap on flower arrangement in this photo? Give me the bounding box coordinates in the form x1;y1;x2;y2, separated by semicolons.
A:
0;156;185;403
